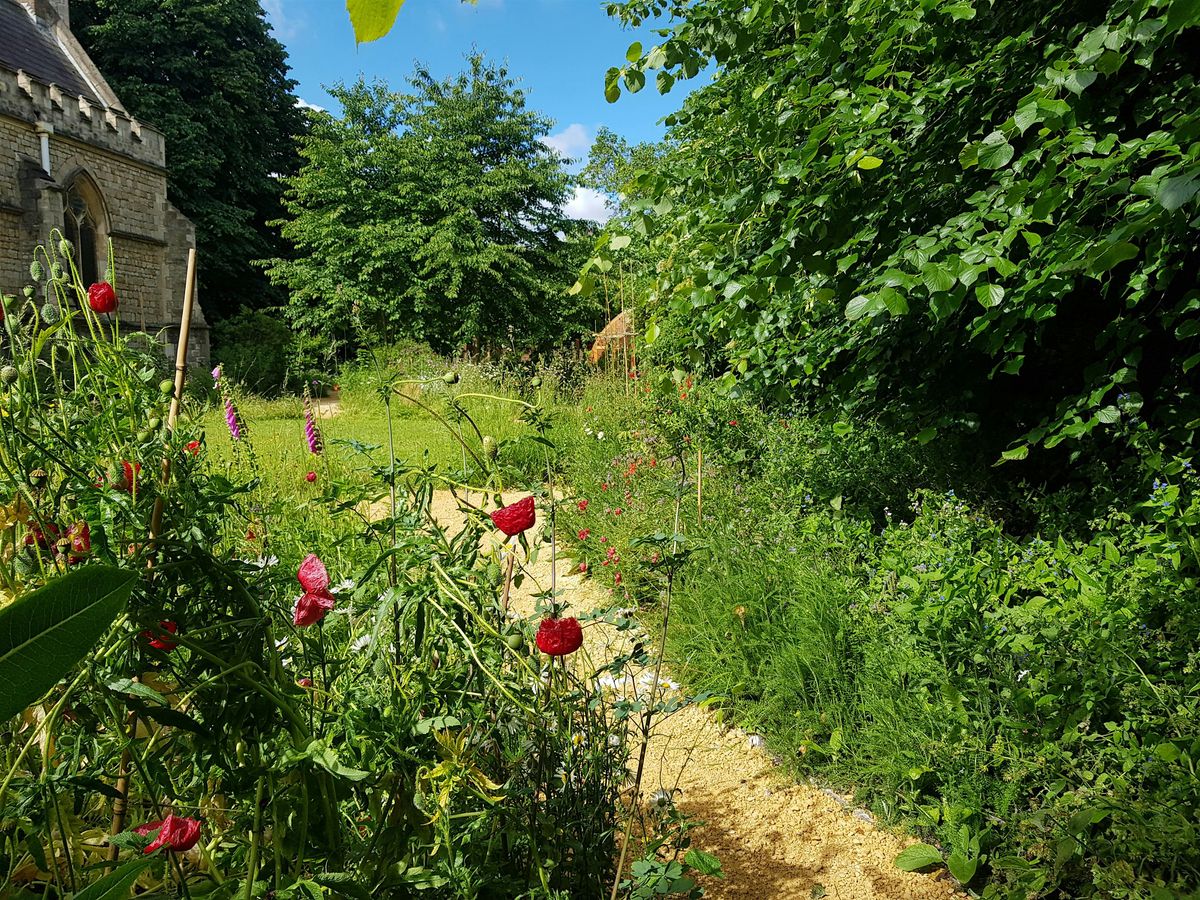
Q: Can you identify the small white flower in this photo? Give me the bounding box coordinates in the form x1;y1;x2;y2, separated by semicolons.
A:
748;734;765;750
649;788;673;811
597;431;606;441
608;733;622;748
350;634;371;652
332;578;356;593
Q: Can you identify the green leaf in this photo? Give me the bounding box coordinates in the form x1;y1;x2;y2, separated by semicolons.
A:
683;848;724;877
609;234;632;251
975;283;1005;308
977;131;1014;170
920;263;955;293
947;849;978;884
916;426;938;444
645;320;661;345
73;858;153;900
604;68;622;103
105;678;167;706
625;41;643;63
345;0;405;46
0;567;135;721
1096;405;1120;424
1086;241;1139;275
856;155;883;170
845;294;879;321
999;445;1029;463
1158;174;1199;212
879;286;909;316
894;843;943;871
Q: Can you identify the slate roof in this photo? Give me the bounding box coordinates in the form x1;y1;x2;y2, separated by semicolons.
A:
0;0;99;102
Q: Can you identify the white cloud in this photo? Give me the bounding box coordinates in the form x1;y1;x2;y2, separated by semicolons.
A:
564;187;613;224
542;123;591;160
296;97;326;113
263;0;303;41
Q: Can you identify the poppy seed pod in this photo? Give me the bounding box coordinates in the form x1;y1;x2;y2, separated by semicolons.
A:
482;435;497;460
442;371;459;385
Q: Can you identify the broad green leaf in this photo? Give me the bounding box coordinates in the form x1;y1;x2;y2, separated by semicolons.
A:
975;283;1005;308
857;155;883;170
1087;241;1139;275
609;234;632;251
0;567;135;721
1158;174;1199;211
845;294;878;320
879;286;909;316
977;131;1014;169
73;858;153;900
894;843;943;871
645;320;661;345
999;445;1029;463
346;0;405;46
684;848;724;877
947;849;978;884
625;41;643;63
916;426;938;444
920;263;955;293
1096;405;1121;424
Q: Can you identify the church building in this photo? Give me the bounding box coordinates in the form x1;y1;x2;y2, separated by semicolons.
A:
0;0;209;361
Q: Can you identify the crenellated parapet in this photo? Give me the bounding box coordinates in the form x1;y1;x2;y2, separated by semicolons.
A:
0;66;166;170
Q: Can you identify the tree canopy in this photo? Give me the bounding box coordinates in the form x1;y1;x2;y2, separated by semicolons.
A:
267;57;597;359
584;0;1200;484
71;0;304;322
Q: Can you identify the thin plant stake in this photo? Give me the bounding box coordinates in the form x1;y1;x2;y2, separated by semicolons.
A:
108;248;197;863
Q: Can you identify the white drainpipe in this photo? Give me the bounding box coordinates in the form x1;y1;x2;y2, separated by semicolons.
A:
35;122;53;176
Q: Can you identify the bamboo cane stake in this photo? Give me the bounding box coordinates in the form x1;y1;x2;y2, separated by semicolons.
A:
696;447;703;520
108;248;197;863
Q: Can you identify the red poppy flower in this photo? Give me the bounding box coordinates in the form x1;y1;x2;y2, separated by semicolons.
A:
729;420;738;427
490;495;535;537
577;499;589;512
578;528;590;541
142;620;178;651
613;507;623;516
294;553;335;626
578;561;588;574
297;677;313;688
535;617;583;656
113;461;141;494
600;482;609;491
305;471;317;483
66;521;90;561
185;440;201;456
24;522;60;549
614;572;623;586
87;281;118;314
135;814;201;854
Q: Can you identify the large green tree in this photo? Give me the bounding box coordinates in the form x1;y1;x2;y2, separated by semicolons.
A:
267;58;592;358
588;0;1200;483
71;0;304;322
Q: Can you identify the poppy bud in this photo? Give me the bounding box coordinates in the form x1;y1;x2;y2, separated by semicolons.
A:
87;281;118;314
0;366;17;385
40;302;60;324
442;371;459;385
482;436;497;460
490;496;535;537
305;471;317;483
59;239;73;258
535;617;583;656
30;260;44;281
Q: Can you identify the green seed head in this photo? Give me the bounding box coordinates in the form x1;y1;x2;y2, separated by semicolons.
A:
442;371;459;385
136;430;151;443
148;417;161;431
0;366;18;385
30;260;44;281
22;285;35;299
50;263;64;282
159;379;176;395
28;468;48;489
530;376;542;388
59;239;73;258
40;302;60;325
482;435;497;460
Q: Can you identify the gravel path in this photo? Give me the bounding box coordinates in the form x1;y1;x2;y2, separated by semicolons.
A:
419;489;960;900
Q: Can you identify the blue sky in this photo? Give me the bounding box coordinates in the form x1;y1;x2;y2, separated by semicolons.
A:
261;0;702;220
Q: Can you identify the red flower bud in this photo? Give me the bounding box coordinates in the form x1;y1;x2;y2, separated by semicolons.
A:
135;814;201;854
578;528;590;541
185;440;201;456
87;281;118;314
142;620;178;651
305;471;317;483
490;495;535;537
535;617;583;656
577;499;589;512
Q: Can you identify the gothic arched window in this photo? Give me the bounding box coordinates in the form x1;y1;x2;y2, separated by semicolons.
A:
63;177;104;287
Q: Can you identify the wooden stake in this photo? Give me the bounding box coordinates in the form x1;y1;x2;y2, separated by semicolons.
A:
109;248;197;863
696;447;703;521
149;247;198;543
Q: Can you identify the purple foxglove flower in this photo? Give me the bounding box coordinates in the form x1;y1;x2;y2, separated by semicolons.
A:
302;388;323;455
224;396;242;440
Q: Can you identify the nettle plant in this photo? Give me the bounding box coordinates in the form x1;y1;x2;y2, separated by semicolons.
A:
0;243;680;898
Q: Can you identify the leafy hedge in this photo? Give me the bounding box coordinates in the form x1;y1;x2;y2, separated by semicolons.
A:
586;0;1200;480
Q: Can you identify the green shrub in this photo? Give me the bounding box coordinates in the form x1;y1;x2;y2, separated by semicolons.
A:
211;308;294;396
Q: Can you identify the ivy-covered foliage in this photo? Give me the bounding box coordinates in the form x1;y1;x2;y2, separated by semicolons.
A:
589;0;1200;482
